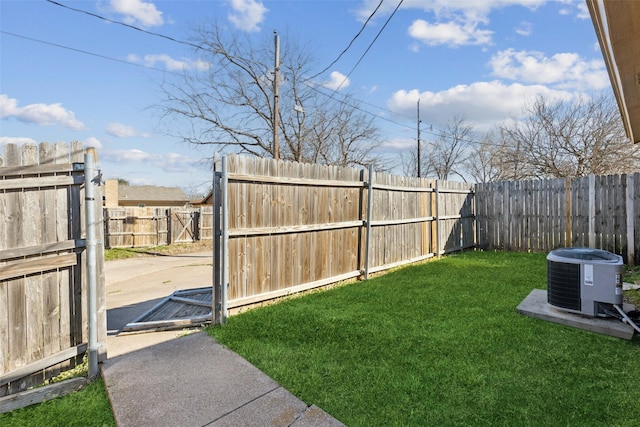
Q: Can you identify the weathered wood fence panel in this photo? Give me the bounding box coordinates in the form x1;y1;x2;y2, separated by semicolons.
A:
438;180;475;255
476;173;640;264
214;155;473;314
103;206;213;248
0;142;106;398
199;206;214;240
223;157;366;308
104;207;169;248
171;209;199;244
367;172;435;272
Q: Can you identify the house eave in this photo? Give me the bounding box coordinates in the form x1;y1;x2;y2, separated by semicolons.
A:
587;0;640;144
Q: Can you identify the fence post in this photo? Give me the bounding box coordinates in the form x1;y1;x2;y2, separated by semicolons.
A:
627;174;635;265
213;160;223;324
212;156;229;325
503;182;510;251
589;174;596;248
165;209;172;245
84;149;99;379
435;180;441;258
221;157;229;322
364;164;373;279
564;177;572;248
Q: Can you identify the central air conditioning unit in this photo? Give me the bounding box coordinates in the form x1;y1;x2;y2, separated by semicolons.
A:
547;248;623;317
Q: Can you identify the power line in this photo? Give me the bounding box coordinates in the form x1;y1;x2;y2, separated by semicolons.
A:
0;30;184;76
307;0;384;81
44;0;205;51
42;0;415;128
3;31;497;149
331;0;405;94
304;81;414;131
36;0;500;148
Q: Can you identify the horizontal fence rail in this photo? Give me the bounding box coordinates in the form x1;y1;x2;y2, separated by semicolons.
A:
103;206;213;248
212;155;474;320
476;173;640;265
0;141;106;400
211;155;638;322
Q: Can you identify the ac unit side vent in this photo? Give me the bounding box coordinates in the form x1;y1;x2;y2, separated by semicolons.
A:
547;260;581;311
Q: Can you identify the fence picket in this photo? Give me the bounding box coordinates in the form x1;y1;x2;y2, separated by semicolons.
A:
476;175;640;264
1;141;105;399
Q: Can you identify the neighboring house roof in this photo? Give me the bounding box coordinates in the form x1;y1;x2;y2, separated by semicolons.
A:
587;0;640;144
199;191;213;206
118;184;189;204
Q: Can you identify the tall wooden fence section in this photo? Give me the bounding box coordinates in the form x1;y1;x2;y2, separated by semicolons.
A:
476;173;640;265
0;142;106;399
213;155;474;317
103;206;213;248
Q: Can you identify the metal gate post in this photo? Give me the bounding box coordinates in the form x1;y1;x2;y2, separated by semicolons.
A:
212;155;229;324
221;156;229;322
364;164;373;279
84;149;100;379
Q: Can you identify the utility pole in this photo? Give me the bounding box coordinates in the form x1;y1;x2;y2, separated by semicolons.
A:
417;99;421;178
273;31;280;160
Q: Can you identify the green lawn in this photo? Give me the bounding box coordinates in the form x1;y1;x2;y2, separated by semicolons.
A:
0;378;115;427
3;251;638;426
208;251;640;426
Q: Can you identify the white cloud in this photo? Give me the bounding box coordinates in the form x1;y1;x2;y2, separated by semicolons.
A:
108;0;163;27
356;0;546;20
515;21;533;36
228;0;268;33
0;136;37;146
105;122;151;138
323;71;350;91
557;0;590;19
575;2;591;19
126;54;209;71
102;149;203;173
84;137;103;149
0;94;86;130
106;122;137;137
489;49;610;90
357;0;548;48
388;81;575;130
408;19;493;47
380;137;416;151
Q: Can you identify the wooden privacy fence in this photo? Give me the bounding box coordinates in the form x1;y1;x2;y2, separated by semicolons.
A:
103;206;214;248
0;142;106;401
476;173;640;264
212;155;474;320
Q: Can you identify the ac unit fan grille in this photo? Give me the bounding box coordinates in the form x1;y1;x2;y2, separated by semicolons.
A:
547;260;581;311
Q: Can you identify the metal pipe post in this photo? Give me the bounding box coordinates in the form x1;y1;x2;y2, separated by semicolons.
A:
84;150;99;379
221;156;229;323
364;164;374;279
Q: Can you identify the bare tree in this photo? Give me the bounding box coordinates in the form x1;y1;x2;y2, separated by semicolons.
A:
496;95;640;179
425;116;473;180
464;132;505;183
400;140;433;178
158;25;383;168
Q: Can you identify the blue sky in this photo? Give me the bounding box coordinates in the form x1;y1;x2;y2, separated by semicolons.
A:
1;0;610;193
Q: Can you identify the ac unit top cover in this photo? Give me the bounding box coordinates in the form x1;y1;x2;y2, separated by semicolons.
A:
547;248;621;264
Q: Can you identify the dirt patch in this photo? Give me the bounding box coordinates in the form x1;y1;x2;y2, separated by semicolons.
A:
105;241;213;261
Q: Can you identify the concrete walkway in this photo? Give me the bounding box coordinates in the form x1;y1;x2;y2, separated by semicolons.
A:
102;252;343;426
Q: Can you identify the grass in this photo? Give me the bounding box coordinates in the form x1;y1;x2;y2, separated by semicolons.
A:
0;378;115;427
0;357;115;427
624;265;640;306
208;251;640;426
104;241;212;261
